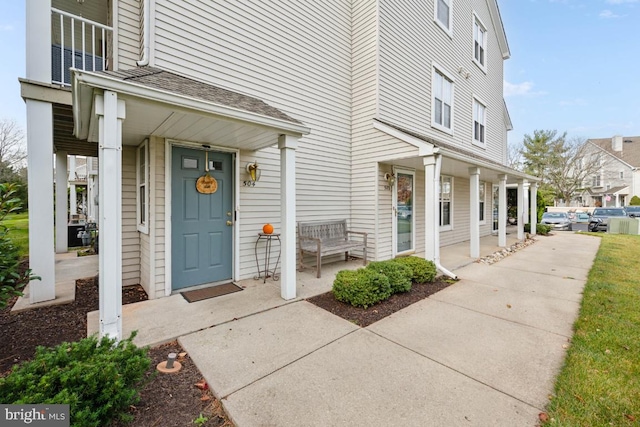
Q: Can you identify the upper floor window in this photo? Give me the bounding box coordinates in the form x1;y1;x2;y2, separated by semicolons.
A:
473;97;486;146
473;14;487;70
136;139;149;234
432;67;454;134
435;0;452;34
620;171;624;179
592;175;601;187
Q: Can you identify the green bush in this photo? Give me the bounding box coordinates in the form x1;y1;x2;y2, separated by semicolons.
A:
332;268;392;308
524;223;552;235
392;256;437;284
630;195;640;206
366;260;412;293
0;183;38;309
0;333;151;427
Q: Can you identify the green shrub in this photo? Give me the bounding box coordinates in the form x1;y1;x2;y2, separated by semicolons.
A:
524;223;552;235
630;195;640;206
332;268;392;308
366;260;412;293
0;183;38;309
0;333;151;427
392;256;437;284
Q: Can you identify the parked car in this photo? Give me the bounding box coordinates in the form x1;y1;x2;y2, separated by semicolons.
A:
575;212;591;223
624;206;640;218
588;207;628;232
397;206;412;220
540;212;572;231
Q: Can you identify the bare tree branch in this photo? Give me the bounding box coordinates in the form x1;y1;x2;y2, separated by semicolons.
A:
0;119;26;170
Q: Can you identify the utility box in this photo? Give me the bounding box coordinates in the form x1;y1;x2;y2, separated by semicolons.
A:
608;218;640;235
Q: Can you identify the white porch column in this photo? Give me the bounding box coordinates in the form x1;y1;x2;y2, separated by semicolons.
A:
55;151;68;253
498;174;507;247
530;182;538;236
517;180;525;240
69;156;77;216
423;157;436;260
469;168;480;258
27;100;56;303
279;134;298;300
96;91;126;340
523;182;530;225
26;0;51;82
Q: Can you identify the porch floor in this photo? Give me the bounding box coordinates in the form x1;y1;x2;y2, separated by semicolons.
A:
11;252;98;313
84;229;524;347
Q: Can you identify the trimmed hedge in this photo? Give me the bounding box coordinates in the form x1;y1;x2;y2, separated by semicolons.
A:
392;256;437;284
0;333;151;427
366;261;412;293
524;223;552;235
332;268;391;308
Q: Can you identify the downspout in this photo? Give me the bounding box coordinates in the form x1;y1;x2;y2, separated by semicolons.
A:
136;0;150;66
433;153;457;279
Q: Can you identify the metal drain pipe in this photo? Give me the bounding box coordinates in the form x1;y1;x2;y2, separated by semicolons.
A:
433;153;457;280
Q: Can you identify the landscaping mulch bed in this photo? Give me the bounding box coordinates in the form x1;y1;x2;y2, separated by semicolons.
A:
0;276;233;427
307;278;454;327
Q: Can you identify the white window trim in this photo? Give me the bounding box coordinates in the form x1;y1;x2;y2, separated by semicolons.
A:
434;0;453;37
431;64;455;136
472;12;488;73
472;95;487;149
479;181;486;225
136;139;149;234
439;175;453;231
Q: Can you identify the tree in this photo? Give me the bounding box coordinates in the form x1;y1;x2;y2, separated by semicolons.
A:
0;119;26;170
521;130;567;183
506;141;523;170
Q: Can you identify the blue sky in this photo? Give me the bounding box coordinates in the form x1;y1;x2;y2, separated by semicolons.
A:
1;0;639;148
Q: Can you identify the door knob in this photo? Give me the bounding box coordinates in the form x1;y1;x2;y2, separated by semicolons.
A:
226;220;233;226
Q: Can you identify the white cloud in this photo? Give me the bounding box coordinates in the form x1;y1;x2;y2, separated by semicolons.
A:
504;80;546;97
0;25;14;31
605;0;638;4
559;98;589;107
599;9;623;18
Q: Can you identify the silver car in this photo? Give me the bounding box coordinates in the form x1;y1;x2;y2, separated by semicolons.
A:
541;212;573;231
588;208;627;232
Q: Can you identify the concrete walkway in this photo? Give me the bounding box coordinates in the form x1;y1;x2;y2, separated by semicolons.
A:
178;232;600;426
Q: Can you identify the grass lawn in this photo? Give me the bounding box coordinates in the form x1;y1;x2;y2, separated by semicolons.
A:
545;234;640;426
1;212;29;258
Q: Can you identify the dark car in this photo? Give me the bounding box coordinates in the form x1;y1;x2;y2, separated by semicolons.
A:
588;207;628;232
540;212;572;231
624;206;640;218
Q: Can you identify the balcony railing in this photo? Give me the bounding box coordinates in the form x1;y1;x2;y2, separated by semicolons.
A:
51;8;112;86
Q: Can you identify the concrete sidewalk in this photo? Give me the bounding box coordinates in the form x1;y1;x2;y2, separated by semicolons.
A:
180;232;601;426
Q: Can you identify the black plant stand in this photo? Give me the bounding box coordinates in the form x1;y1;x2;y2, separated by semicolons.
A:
254;233;281;283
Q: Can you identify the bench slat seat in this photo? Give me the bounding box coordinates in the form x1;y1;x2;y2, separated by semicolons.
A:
298;220;367;278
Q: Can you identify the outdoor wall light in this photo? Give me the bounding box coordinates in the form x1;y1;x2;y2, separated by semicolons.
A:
244;161;261;186
384;172;396;189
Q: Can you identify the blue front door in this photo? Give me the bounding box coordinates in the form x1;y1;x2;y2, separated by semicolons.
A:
171;147;233;290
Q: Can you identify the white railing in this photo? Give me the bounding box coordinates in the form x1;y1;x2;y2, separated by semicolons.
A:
51;8;113;86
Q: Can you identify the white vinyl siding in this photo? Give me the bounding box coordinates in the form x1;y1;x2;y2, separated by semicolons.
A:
473;96;486;147
473;13;487;71
122;147;140;287
116;0;140;68
153;0;352;279
378;0;508;162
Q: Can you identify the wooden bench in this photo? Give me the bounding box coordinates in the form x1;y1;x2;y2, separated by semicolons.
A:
298;219;367;278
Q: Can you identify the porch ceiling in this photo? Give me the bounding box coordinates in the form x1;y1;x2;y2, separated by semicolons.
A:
53;104;98;157
72;67;310;150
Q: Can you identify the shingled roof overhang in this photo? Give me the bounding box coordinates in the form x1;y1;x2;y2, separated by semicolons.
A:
72;67;309;150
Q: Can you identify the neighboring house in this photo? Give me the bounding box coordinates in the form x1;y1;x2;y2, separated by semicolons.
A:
581;136;640;207
21;0;537;339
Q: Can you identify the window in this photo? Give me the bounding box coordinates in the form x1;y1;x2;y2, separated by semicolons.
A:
435;0;452;33
440;176;452;229
473;15;487;69
136;139;149;234
473;98;486;146
479;181;485;222
432;67;454;133
592;174;601;187
620;171;624;179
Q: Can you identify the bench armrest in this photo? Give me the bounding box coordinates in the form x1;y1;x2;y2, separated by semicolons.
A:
345;230;367;245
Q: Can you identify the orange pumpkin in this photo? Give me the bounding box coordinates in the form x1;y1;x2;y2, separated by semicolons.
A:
262;223;274;234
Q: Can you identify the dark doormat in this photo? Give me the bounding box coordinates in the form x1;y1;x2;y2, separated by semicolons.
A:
181;283;243;303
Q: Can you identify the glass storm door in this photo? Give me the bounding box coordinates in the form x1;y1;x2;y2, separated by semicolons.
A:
171;147;233;290
396;171;414;253
492;185;499;232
